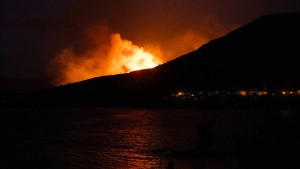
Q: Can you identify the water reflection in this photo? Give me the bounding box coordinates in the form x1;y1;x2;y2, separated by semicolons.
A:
3;108;300;169
102;109;214;169
104;110;164;169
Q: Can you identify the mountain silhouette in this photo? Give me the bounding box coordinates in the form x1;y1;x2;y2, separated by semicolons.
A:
9;12;300;107
164;12;300;89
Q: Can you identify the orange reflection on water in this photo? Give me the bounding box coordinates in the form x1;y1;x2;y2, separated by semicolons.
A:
107;111;163;169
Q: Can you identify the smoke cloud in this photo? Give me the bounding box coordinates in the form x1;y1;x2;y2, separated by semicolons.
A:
3;0;298;80
50;26;163;85
50;16;236;85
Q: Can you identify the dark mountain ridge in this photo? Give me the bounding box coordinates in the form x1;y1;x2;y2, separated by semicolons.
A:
5;12;300;107
166;12;300;88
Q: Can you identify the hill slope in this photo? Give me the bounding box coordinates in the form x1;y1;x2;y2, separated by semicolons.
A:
12;12;300;107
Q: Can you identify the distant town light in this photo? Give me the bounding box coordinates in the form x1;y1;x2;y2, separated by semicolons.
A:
176;92;184;97
258;91;268;96
171;88;300;101
238;90;247;96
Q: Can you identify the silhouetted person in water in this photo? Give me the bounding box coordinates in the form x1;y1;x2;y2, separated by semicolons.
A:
196;118;215;154
166;158;174;169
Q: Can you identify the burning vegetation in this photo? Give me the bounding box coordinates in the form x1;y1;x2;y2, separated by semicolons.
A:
50;32;162;85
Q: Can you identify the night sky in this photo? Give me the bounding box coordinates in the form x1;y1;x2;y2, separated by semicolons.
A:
1;0;300;80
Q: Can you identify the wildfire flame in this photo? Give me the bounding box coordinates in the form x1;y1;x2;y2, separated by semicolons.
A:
51;33;162;85
110;34;160;72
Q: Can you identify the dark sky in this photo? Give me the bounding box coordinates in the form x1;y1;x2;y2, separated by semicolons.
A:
1;0;300;79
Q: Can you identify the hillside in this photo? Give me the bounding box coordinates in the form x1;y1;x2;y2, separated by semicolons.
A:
6;12;300;107
163;12;300;89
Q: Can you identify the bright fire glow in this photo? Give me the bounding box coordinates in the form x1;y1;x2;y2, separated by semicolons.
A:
109;33;161;73
51;33;162;85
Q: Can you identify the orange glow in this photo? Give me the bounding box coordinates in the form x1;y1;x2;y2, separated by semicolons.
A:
258;91;268;96
238;90;247;96
109;34;161;73
176;91;184;97
51;33;162;85
157;30;209;62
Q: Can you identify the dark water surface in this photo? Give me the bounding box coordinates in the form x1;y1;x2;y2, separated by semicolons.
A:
2;108;300;169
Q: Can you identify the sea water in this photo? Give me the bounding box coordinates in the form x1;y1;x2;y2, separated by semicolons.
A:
2;108;299;169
